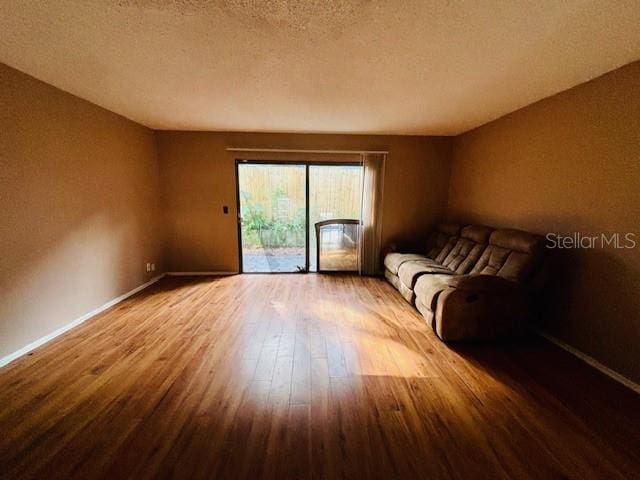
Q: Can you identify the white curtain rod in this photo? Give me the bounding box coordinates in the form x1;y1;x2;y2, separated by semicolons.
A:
226;147;388;155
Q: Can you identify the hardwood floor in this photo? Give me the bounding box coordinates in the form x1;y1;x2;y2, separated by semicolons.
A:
0;274;639;479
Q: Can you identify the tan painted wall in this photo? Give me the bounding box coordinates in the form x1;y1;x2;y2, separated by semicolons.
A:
0;64;164;358
5;54;637;386
447;62;640;382
156;132;452;272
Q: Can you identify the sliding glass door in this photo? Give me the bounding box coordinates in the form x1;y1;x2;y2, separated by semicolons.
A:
236;161;363;273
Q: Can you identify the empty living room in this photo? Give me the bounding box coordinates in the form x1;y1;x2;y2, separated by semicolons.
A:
1;1;639;479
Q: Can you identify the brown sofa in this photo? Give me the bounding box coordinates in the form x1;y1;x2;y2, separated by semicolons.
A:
384;223;546;341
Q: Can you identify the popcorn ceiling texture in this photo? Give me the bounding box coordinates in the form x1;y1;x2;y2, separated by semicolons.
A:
1;0;639;134
123;0;368;32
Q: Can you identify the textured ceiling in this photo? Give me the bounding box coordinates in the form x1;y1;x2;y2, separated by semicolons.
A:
1;0;639;135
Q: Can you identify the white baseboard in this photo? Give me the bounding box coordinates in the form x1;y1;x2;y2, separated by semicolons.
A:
165;271;238;276
0;273;166;369
536;329;640;395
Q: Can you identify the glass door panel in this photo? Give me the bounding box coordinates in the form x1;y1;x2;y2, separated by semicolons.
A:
316;220;360;272
309;165;363;272
238;163;307;272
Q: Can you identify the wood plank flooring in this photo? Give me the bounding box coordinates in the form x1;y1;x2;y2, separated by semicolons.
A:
0;274;639;479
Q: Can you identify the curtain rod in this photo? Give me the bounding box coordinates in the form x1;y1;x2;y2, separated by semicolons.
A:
226;147;388;155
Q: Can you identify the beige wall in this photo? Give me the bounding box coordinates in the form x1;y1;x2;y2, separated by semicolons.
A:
157;132;452;272
447;62;640;383
4;55;638;385
0;64;164;358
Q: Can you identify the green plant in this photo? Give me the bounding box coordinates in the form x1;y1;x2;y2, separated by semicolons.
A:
240;191;269;232
240;191;308;248
289;208;306;233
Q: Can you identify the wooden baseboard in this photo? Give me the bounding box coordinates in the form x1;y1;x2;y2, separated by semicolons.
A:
0;274;166;368
536;329;640;395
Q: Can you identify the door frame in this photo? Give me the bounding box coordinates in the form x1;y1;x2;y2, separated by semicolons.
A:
235;159;362;274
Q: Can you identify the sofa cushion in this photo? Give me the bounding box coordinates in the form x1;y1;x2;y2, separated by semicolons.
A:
434;235;459;264
414;274;465;311
471;229;544;281
460;225;493;244
384;253;428;275
425;223;461;259
490;229;542;253
469;245;510;276
425;231;451;259
415;297;435;326
384;268;402;289
441;238;482;274
385;269;415;303
397;260;453;289
437;225;492;274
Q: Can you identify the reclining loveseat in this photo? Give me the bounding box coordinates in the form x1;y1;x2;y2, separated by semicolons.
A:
384;223;546;341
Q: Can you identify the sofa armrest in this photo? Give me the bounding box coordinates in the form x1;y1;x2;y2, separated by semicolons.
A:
432;277;531;341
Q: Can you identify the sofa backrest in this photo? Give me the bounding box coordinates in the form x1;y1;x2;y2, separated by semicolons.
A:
470;229;544;282
441;225;493;274
425;223;461;261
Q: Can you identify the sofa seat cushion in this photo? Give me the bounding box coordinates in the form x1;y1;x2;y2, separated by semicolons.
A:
414;274;465;311
397;260;453;289
415;297;435;326
384;253;430;275
385;268;415;303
